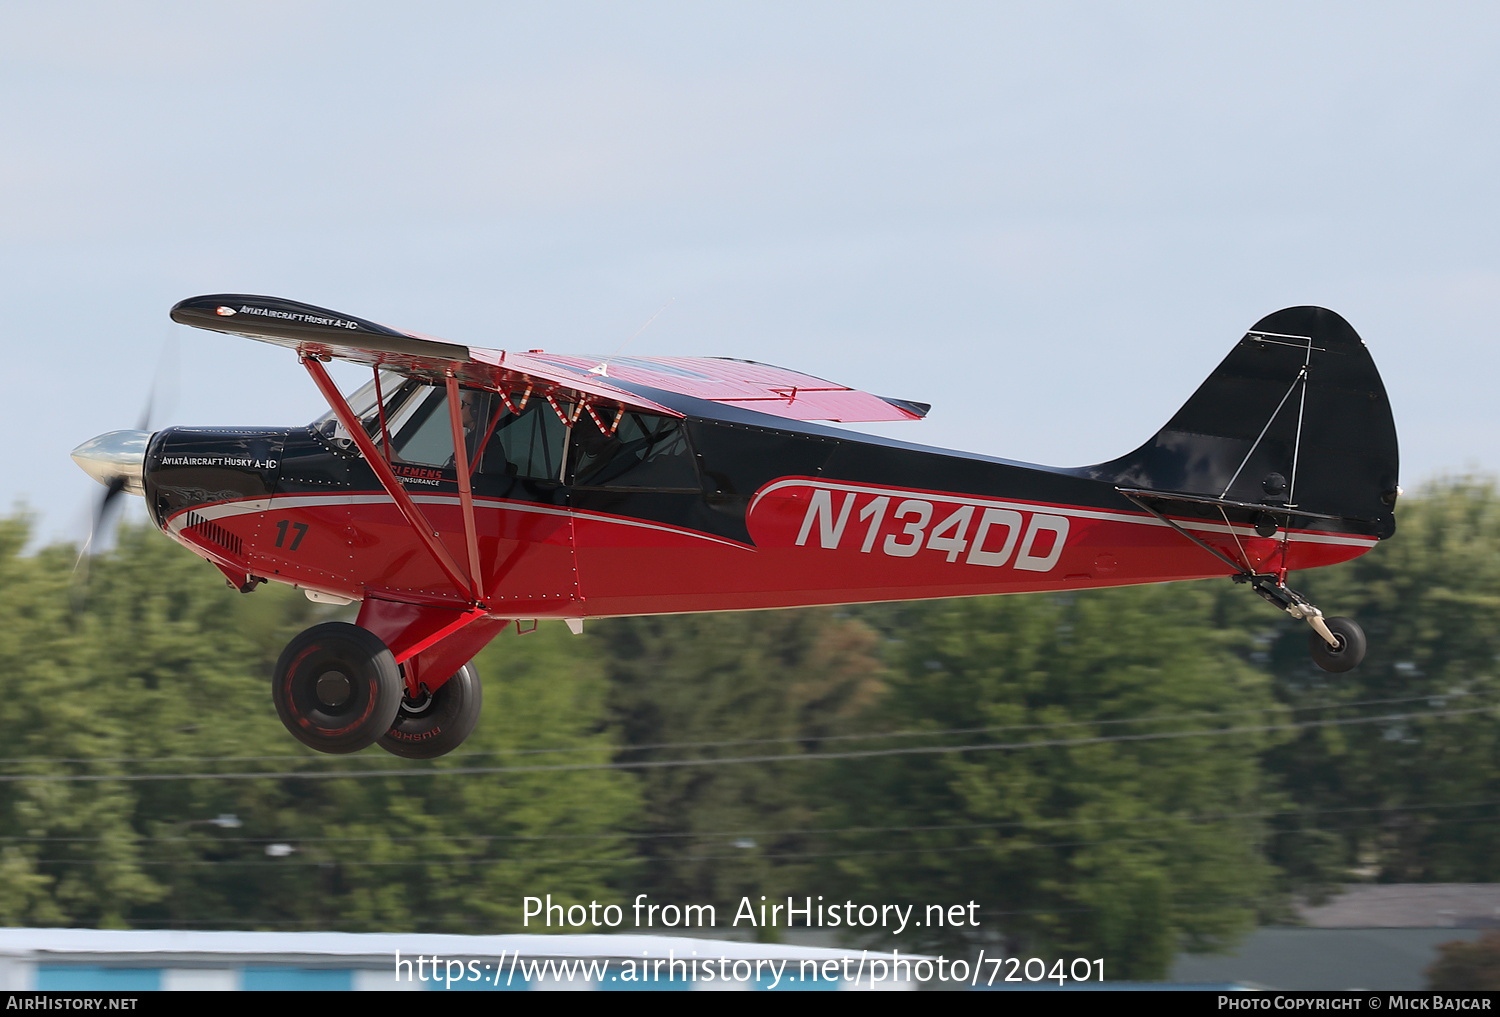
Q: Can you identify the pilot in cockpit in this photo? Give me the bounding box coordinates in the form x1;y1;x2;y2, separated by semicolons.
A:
459;389;513;476
458;389;480;440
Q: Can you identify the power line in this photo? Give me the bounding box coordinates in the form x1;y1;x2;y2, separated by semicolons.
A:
11;795;1500;845
0;690;1486;768
28;809;1500;868
0;705;1486;784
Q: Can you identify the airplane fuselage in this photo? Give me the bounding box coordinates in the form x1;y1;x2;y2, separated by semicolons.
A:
144;399;1378;621
71;296;1399;755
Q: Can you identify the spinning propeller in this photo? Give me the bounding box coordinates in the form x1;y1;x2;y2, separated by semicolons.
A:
71;424;151;560
70;338;174;572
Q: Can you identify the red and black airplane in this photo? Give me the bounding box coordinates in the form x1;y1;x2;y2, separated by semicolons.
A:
71;295;1399;758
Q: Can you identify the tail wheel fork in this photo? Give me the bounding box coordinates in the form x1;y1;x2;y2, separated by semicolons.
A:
1235;574;1367;673
1119;490;1368;673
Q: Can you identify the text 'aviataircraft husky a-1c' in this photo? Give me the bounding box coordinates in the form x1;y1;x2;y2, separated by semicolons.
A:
71;296;1399;758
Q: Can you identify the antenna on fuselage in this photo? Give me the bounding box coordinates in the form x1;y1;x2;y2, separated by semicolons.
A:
589;297;675;377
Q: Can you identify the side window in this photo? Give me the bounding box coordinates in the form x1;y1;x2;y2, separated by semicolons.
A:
479;399;569;482
569;411;700;490
387;386;455;467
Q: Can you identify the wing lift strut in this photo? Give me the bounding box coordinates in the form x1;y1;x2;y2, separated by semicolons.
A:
1114;330;1363;669
302;357;488;670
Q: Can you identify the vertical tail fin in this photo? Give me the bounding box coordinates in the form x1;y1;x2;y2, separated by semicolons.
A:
1091;307;1399;539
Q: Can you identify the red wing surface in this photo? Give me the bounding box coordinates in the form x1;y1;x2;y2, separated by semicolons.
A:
524;354;927;423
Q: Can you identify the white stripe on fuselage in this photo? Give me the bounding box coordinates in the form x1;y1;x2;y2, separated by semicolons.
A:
166;492;756;551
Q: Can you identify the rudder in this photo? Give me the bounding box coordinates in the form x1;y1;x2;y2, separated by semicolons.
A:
1091;307;1399;539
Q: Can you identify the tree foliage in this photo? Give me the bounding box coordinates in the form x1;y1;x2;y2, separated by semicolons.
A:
1;477;1497;979
594;610;884;937
0;520;637;931
816;586;1277;977
1428;930;1500;990
1254;477;1500;890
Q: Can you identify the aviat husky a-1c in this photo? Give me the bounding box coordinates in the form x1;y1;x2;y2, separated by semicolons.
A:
71;295;1399;758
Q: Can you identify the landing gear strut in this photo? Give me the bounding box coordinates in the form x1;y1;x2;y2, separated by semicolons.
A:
1235;574;1367;673
1117;489;1372;673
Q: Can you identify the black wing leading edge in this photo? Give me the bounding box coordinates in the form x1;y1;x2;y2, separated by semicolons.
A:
170;294;470;363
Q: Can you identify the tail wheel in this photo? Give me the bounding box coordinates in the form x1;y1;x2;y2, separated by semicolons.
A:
1310;616;1367;673
272;622;402;754
377;662;483;759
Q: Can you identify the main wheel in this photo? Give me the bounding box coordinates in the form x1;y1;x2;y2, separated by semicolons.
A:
272;622;402;754
377;662;483;759
1310;616;1367;673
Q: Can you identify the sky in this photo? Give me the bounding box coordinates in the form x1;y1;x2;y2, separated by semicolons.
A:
4;2;1498;544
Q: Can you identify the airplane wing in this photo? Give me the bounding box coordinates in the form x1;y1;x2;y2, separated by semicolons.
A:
516;354;928;423
170;294;681;416
171;294;927;423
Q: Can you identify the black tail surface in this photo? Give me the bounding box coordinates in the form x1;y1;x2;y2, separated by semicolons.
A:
1091;307;1399;539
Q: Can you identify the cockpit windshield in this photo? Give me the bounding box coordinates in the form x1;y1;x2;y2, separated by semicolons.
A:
312;373;570;482
310;371;409;449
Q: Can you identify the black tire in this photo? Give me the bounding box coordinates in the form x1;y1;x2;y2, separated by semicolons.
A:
272;622;402;754
377;663;483;759
1310;616;1367;673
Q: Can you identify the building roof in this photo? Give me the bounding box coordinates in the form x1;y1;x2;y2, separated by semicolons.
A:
1300;884;1500;929
0;927;880;962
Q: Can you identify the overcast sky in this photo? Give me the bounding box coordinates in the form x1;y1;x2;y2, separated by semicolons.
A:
4;2;1498;544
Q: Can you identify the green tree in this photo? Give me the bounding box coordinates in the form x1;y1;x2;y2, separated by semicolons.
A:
0;518;638;932
594;610;885;937
816;585;1278;978
1253;477;1500;889
11;476;1500;951
0;518;162;926
1428;931;1500;990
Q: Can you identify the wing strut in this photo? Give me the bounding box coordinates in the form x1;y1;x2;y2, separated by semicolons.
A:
302;356;479;605
445;373;485;602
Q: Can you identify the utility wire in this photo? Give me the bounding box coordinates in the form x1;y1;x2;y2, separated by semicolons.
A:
0;690;1482;767
30;810;1500;868
0;706;1488;784
10;795;1500;845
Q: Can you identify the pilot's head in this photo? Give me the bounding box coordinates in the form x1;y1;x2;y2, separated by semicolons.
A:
459;390;481;430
